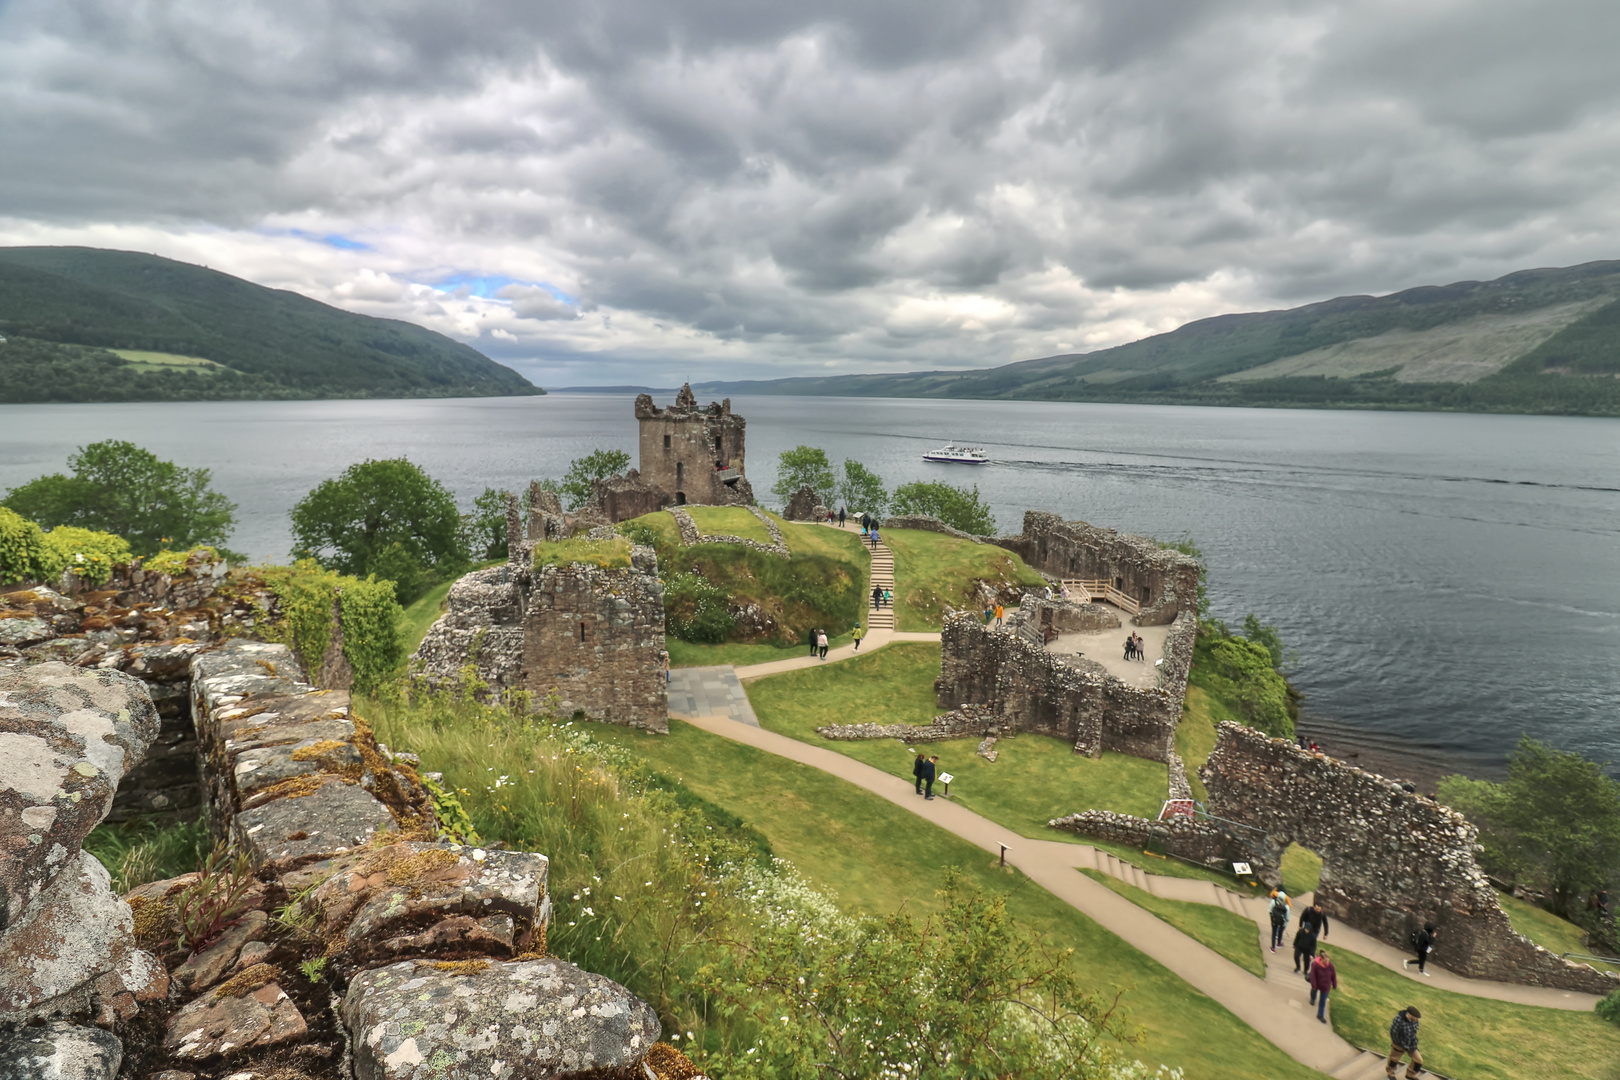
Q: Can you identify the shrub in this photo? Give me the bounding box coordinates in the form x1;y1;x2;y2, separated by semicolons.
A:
664;572;736;643
771;446;837;507
560;450;631;510
1192;633;1293;739
143;545;221;577
0;506;50;584
259;560;406;693
1598;988;1620;1026
891;480;997;534
39;526;132;587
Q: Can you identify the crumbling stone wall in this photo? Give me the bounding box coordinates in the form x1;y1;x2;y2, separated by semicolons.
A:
882;514;988;541
993;511;1199;626
635;383;754;508
1049;810;1250;871
524;549;668;732
1023;594;1122;634
415;546;668;732
1201;722;1619;994
934;609;1195;762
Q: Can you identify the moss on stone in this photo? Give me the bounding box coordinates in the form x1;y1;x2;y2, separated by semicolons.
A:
384;847;462;885
214;962;282;999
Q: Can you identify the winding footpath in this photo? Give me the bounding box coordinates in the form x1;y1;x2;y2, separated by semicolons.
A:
667;520;1602;1077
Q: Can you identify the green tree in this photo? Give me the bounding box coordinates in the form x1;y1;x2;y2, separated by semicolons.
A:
891;480;997;534
771;445;837;507
836;459;889;516
461;487;513;561
3;439;238;558
1438;738;1620;917
707;871;1136;1079
1194;634;1293;739
289;458;467;604
560;449;631;510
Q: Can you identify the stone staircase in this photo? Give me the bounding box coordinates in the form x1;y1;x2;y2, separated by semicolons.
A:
867;535;896;631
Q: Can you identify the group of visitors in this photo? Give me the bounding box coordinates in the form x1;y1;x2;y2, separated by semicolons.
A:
981;602;1004;626
1295;734;1323;753
872;585;892;609
807;628;830;660
911;751;941;800
1269;883;1431;1077
1122;631;1147;661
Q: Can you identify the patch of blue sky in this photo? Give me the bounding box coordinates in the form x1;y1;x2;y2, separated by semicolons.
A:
433;274;577;304
281;228;372;250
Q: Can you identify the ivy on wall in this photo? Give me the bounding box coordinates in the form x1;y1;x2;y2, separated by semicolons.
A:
259;559;405;693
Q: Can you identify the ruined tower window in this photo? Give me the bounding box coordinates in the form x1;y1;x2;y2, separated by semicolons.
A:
676;461;684;484
1140;585;1151;603
579;621;586;642
1114;576;1124;591
714;435;723;455
664;434;671;450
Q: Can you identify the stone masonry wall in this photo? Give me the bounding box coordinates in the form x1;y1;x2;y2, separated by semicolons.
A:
1201;721;1619;994
524;548;668;732
935;609;1194;762
993;511;1200;626
1049;810;1251;872
635;383;754;508
412;564;528;701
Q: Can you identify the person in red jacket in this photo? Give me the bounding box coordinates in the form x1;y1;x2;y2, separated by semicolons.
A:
1307;950;1338;1024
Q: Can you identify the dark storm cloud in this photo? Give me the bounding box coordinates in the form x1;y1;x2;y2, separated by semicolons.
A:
3;0;1620;380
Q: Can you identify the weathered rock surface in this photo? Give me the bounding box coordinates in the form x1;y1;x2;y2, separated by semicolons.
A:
782;485;821;522
312;841;549;963
0;1020;123;1080
233;777;398;867
171;910;269;994
0;852;138;1022
0;662;159;926
344;958;660;1080
163;975;307;1060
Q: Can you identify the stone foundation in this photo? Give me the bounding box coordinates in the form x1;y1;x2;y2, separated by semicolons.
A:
992;511;1200;626
1201;722;1619;994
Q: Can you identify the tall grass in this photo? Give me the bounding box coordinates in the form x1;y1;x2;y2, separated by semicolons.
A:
83;816;210;894
358;685;767;1051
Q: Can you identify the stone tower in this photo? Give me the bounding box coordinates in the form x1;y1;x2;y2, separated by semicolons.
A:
633;383;753;506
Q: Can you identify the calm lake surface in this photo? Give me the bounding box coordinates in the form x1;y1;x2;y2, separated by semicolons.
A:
2;394;1616;776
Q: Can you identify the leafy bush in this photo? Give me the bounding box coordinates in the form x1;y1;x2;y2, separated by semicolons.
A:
0;506;50;585
1190;633;1293;739
461;487;513;560
771;445;837;507
837;459;889;517
561;449;631;510
891;480;997;534
1598;988;1620;1027
259;560;406;693
143;545;221;577
39;526;132;587
3;439;238;557
664;572;737;643
289;458;467;604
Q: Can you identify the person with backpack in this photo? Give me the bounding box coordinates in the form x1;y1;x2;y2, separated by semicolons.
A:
1268;889;1291;951
1404;923;1437;976
1307;950;1337;1023
1385;1006;1422;1079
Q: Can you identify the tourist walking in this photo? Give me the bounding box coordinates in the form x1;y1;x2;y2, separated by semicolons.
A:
1299;904;1330;957
873;585;884;610
922;755;939;800
994;603;1004;627
870;527;881;550
1403;923;1437;977
1307;951;1337;1023
852;624;865;651
884;587;892;607
662;651;671;685
817;629;829;660
1292;924;1318;975
1268;889;1291;951
809;627;819;656
913;751;927;795
1385;1006;1422;1079
838;507;846;527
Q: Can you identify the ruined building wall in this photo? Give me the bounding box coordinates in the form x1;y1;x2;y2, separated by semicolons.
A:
523;548;668;732
1201;722;1619;994
412;565;528;701
935;610;1194;762
994;511;1200;626
634;384;753;508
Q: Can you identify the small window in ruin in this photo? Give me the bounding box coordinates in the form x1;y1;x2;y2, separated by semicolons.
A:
1140;585;1151;602
664;434;671;449
675;491;686;505
676;461;684;484
579;621;586;642
714;435;723;455
1114;576;1124;591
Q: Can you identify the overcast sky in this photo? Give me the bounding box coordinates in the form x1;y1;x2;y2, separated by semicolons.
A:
4;0;1618;387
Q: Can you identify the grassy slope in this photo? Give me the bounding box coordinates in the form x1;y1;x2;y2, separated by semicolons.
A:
0;247;539;397
1177;685;1224;802
1496;892;1620;973
683;506;773;544
883;528;1046;631
1079;869;1266;977
587;717;1324;1080
745;643;1168;827
1324;948;1619;1080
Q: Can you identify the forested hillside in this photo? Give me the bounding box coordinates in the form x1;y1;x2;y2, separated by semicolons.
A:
0;247;541;401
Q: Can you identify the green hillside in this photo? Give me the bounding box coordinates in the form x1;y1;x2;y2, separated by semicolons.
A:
688;260;1620;416
0;246;542;401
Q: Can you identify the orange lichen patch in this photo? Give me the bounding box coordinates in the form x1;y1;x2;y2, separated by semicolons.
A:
418;959;489;976
646;1042;702;1080
232;726;267;742
514;923;549;961
214;963;282;999
290;739;351;761
252;774;342;802
255;659;280;676
383;848;461;886
129;896;178;947
1;591;43;605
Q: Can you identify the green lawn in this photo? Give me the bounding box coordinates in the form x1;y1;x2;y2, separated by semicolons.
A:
586;717;1325;1080
772;514;870;562
744;642;1170;828
1496;891;1620;973
1324;947;1620;1080
1177;685;1223;802
110;348;224;374
684;505;774;544
1079;869;1266;976
1280;843;1324;896
882;528;1046;631
667;631;856;670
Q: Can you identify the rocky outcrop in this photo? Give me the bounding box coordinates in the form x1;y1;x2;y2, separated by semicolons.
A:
0;663;165;1027
0;1021;123;1080
782;485;821;522
344;957;661;1080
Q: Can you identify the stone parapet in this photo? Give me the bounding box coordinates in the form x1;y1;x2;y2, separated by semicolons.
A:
881;515;990;542
1201;721;1619;995
817;704;997;744
1049;810;1251;872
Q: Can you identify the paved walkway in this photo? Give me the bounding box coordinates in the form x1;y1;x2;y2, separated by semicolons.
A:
666;666;758;726
677;714;1603;1078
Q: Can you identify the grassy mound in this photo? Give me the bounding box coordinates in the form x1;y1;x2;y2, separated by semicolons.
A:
882;528;1045;630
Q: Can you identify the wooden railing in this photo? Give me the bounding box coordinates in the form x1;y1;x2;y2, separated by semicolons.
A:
1062;579;1142;616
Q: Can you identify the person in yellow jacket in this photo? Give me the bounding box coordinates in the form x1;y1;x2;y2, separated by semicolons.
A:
853;624;865;651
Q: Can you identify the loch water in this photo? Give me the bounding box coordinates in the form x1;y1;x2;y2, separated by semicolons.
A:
2;394;1616;777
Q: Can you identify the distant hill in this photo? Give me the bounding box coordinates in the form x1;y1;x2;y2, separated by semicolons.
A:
688;261;1620;416
0;247;542;402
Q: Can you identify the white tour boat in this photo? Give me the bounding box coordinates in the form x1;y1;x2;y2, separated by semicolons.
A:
922;444;989;464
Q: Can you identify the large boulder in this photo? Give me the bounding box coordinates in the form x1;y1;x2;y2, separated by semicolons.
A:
344;958;660;1080
782;485;821;522
0;1021;122;1080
